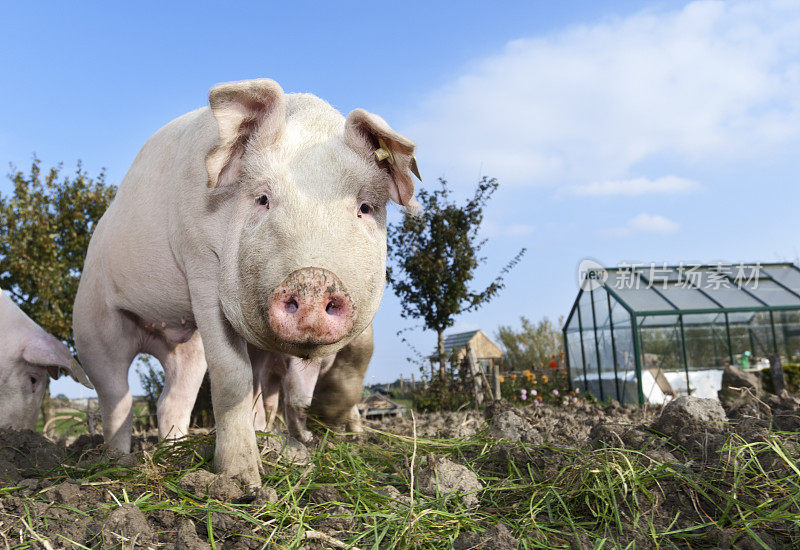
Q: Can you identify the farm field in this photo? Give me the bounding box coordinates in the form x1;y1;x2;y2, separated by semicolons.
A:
1;392;799;549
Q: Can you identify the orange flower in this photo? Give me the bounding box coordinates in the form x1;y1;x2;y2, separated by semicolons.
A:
541;375;549;384
498;375;505;383
511;374;517;380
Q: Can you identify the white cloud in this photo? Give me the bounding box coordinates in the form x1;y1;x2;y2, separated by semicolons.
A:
605;213;681;237
569;175;699;196
405;0;800;188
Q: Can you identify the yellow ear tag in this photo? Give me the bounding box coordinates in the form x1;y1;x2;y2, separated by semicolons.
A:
374;138;395;165
409;156;422;182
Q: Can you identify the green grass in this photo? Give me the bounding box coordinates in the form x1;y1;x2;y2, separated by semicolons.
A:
3;423;799;548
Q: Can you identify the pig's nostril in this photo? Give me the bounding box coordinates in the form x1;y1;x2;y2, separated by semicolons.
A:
285;297;299;313
325;299;341;316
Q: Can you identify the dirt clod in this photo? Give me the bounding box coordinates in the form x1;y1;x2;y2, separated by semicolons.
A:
0;428;65;473
417;455;483;507
375;484;411;506
102;503;153;547
47;480;82;504
485;399;544;443
178;469;244;501
0;457;20;483
262;434;312;465
310;484;343;504
176;518;211;550
454;523;519;550
651;396;728;460
718;366;762;401
316;504;355;533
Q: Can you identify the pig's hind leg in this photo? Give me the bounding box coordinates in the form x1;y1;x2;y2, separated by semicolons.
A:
73;308;140;454
154;331;207;441
249;348;281;432
282;358;322;444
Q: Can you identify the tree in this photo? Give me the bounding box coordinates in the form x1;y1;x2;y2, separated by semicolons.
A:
0;158;116;346
496;316;563;372
387;177;525;379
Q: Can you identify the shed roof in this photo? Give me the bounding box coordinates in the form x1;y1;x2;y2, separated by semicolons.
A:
442;330;480;353
433;330;503;359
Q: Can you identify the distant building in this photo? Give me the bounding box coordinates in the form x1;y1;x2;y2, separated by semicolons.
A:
431;330;504;372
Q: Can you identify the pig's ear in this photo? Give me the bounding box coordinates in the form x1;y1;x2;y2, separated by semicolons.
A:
22;332;94;389
345;109;421;210
206;79;286;189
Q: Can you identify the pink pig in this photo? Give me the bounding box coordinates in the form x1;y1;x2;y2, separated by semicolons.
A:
252;323;374;442
73;79;418;485
0;290;92;430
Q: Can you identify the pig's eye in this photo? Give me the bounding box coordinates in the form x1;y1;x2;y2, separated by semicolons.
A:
29;375;39;391
358;202;374;217
256;195;269;208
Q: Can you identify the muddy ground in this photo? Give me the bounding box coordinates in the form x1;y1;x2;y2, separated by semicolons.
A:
1;391;799;549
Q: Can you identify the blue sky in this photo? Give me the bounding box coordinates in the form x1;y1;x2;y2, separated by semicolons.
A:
3;1;800;397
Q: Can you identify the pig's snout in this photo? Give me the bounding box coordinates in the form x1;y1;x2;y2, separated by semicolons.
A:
267;268;354;346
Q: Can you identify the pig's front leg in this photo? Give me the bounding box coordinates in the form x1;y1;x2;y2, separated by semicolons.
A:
344;404;364;433
282;357;322;444
191;291;260;486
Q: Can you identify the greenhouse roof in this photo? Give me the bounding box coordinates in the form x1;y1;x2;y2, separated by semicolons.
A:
573;262;800;319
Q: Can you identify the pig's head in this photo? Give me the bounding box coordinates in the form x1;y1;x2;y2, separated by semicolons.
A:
0;293;93;430
207;79;419;358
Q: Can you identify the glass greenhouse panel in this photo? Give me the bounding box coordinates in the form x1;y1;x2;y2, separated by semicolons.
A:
653;284;720;310
749;312;778;357
770;310;800;360
763;266;800;294
566;331;585;390
608;286;674;312
609;320;637;404
682;314;731;371
742;280;800;307
564;263;800;405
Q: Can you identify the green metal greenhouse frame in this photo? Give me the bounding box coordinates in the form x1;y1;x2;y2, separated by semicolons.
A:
563;263;800;405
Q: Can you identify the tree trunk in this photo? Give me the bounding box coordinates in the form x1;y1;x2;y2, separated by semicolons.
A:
437;330;447;380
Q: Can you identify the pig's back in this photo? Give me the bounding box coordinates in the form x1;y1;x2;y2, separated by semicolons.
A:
82;107;219;315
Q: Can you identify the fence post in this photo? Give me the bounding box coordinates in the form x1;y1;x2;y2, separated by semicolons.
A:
493;364;502;400
465;345;484;407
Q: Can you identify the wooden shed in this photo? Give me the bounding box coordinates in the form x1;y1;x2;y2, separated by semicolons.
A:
432;330;504;373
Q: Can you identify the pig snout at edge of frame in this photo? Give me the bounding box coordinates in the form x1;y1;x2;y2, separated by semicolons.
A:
72;78;419;486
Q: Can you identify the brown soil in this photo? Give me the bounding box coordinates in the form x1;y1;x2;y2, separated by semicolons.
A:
0;391;798;548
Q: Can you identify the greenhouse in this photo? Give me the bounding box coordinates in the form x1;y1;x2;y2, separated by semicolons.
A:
563;262;800;405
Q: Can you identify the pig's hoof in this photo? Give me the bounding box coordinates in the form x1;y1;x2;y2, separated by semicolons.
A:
347;423;364;434
244;485;278;504
296;429;314;445
230;469;261;490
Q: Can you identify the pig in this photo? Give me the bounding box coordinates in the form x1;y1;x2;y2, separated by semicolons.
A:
308;322;373;433
0;289;92;430
73;78;419;486
252;323;373;442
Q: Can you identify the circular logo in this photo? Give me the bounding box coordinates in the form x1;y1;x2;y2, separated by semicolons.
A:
578;259;608;291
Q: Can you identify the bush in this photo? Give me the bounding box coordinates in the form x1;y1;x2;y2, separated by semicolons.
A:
499;357;580;406
761;362;800;393
411;350;478;412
